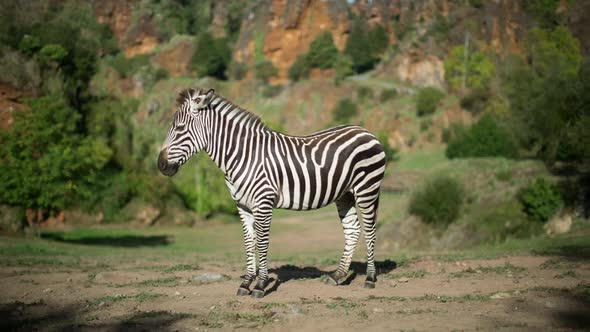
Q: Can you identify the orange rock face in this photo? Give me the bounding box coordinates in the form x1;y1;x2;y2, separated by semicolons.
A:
235;0;350;83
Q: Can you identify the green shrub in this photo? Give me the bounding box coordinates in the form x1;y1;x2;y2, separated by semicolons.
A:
460;88;490;114
409;175;465;226
446;114;516;159
254;60;278;84
107;53;150;78
377;132;399;164
307;32;339;69
380;88;398;102
444;45;495;91
519;177;563;223
154;67;169;82
39;44;68;64
332;98;358;124
190;32;231;79
368;24;389;55
288;55;310;82
261;84;282;98
357;86;373;101
0;96;111;211
334;54;353;84
416;87;445;116
472;200;542;243
18;35;41;55
226;61;248;80
345;17;377;73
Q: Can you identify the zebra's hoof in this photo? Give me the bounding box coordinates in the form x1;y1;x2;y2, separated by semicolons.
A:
236;287;251;296
363;280;376;289
324;275;340;286
251;289;265;298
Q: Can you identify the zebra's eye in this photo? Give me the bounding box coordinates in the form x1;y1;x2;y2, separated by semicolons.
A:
176;124;186;132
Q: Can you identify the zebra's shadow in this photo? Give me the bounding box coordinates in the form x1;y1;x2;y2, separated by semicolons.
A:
263;259;398;296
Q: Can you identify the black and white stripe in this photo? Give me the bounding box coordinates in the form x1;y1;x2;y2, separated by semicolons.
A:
158;88;386;297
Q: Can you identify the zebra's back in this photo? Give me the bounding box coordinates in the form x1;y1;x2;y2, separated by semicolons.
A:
268;125;386;210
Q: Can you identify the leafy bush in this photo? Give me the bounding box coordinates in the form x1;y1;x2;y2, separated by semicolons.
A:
254;60;278;84
444;45;495;91
18;35;41;55
460;88;490;114
332;98;358;124
288;55;310;82
368;24;389;56
307;32;339;69
380;88;397;102
334;54;353;84
357;86;373;101
416;87;445;116
409;175;465;226
519;177;563;223
0;96;111;211
472;200;542;243
377;132;399;164
226;61;248;80
446;114;516;159
39;44;68;64
190;32;231;79
345;18;377;73
107;53;150;78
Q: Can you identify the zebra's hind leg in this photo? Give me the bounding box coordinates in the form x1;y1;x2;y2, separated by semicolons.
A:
251;201;274;298
356;193;380;289
237;206;257;296
326;191;361;286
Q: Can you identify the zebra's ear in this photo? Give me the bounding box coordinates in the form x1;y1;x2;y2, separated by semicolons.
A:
203;89;215;105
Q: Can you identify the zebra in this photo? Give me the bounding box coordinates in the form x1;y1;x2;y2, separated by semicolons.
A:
158;88;386;298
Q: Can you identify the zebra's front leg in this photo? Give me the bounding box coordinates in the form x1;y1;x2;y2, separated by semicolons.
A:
251;203;273;298
237;206;257;296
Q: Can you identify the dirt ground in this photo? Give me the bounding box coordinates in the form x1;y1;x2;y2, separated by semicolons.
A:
1;214;590;331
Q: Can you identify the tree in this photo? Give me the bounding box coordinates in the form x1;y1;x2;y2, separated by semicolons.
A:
307;32;339;69
503;27;586;162
444;44;495;91
345;18;377;73
0;96;111;212
368;24;389;56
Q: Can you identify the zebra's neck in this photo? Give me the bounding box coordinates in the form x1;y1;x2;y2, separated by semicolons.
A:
203;95;272;175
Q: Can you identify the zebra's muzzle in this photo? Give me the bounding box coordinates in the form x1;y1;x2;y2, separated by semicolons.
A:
158;149;179;177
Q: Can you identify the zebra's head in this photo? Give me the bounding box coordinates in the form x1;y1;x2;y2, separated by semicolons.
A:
158;88;215;177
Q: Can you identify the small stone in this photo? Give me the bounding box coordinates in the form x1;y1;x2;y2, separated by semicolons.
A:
43;288;53;293
475;270;482;274
175;291;181;296
491;292;511;299
373;308;384;313
545;301;556;309
390;281;398;288
210;305;216;310
192;273;229;284
398;277;410;283
289;305;304;316
98;301;106;307
67;278;73;282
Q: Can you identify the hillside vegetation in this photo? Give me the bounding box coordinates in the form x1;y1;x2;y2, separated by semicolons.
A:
0;0;588;249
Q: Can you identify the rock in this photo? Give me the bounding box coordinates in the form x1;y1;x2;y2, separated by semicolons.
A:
398;277;410;283
373;308;384;313
175;291;180;296
545;301;556;309
123;199;161;226
390;281;398;288
192;273;230;284
491;292;511;299
391;51;445;89
42;288;53;293
544;209;573;236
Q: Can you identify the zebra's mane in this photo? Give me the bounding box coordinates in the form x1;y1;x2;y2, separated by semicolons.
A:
176;88;197;107
212;94;266;129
